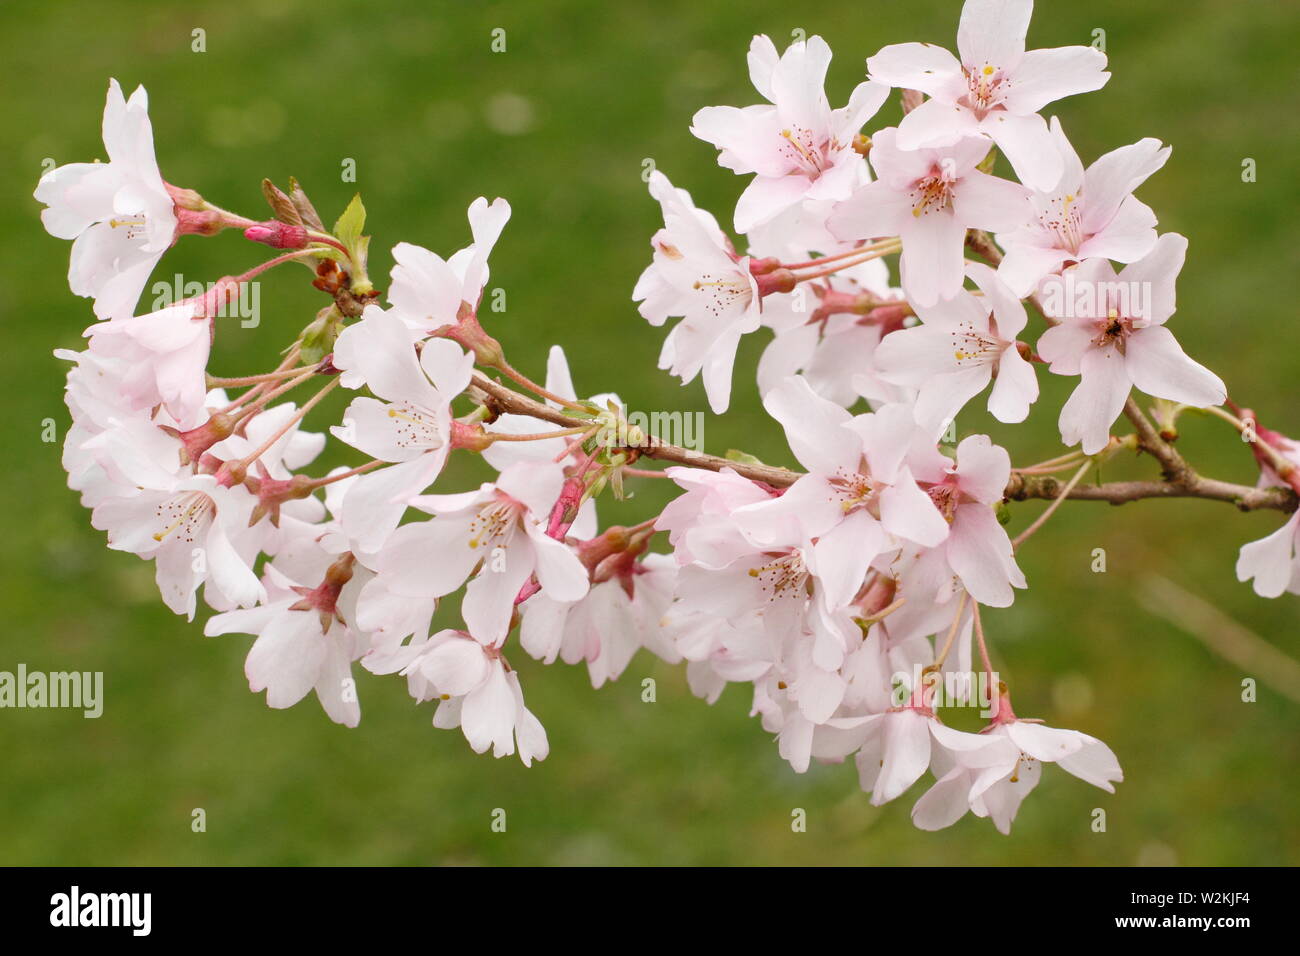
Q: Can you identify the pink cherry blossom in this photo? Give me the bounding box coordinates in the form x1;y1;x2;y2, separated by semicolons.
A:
875;262;1038;434
829;129;1030;306
867;0;1109;190
35;79;178;321
634;170;761;413
996;117;1170;295
691;34;887;233
1037;234;1226;455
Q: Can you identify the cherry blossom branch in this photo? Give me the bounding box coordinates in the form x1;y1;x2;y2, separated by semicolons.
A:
471;370;1298;512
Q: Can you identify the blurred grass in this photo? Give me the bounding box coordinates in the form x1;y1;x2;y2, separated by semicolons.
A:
0;0;1297;864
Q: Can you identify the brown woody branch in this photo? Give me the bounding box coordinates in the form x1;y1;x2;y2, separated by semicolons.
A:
467;372;1298;513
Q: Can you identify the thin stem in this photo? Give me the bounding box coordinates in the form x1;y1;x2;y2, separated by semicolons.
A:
495;360;588;411
972;603;995;687
486;426;591;444
303;459;387;488
932;592;970;670
209;365;315;388
235;378;340;470
779;238;899;271
1012;459;1093;550
789;242;901;284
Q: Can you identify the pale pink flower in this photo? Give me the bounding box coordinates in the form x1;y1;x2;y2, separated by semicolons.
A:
691;34;887;233
1037;234;1225;455
829;129;1030;306
35;79;177;321
330;306;474;552
386;198;511;336
634;170;761;413
867;0;1109;189
875;262;1038;434
996;117;1170;295
1236;512;1300;598
362;461;589;646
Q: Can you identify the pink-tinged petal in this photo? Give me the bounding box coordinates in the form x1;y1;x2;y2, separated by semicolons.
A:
967;261;1029;338
245;611;326;710
875;323;971;385
509;673;549;767
811;508;888;609
880;467;950;547
948;502;1025;607
770;34;833;127
899;209;967;307
895;95;980;149
871;710;932;805
419;638;491;697
837;79;891;139
976;758;1041;834
373;513;480;598
419;337;474;397
762;374;859;474
496;461;564;518
1236;513;1300;599
1116;232;1186;325
988;344;1039;423
793;651;848;725
1035;320;1093;376
733;473;843;544
388;242;462;328
1002;47;1110;114
1076;197;1158;264
1005;721;1087;762
735;173;817;233
1125;326;1225;407
957;0;1032;71
1081;137;1170;234
866;42;963;97
953;170;1032;233
690;104;787;178
340;456;442;554
747;34;780;101
996;241;1070;298
313;640;360;728
778;712;815;774
984;112;1063;191
954;434;1012;502
460;661;515;756
757;323;820;395
462;541;536;645
914;364;992;438
1057;737;1123;792
527;525;590;602
1059;344;1131;454
827;180;911;242
912;768;975;830
204;520;265;611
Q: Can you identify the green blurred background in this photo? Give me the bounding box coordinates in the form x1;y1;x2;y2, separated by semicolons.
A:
2;0;1297;865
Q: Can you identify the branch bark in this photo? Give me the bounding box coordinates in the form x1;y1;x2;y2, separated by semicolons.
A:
468;371;1298;512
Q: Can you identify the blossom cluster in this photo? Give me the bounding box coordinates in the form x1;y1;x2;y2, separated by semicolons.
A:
38;1;1297;834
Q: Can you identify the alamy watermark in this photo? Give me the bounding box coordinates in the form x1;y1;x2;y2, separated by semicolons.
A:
0;664;102;718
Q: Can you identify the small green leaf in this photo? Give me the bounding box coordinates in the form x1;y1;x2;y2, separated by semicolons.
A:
725;449;764;466
333;193;366;249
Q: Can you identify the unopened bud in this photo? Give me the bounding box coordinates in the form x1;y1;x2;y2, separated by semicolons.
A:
245;220;310;249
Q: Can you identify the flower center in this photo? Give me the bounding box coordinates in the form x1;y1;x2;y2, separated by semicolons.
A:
467;499;519;550
108;213;148;241
829;469;878;515
387;401;445;450
961;63;1008;119
691;273;752;318
778;127;834;177
747;549;810;600
153;490;215;544
950;321;1004;366
1037;192;1084;254
909;165;956;218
